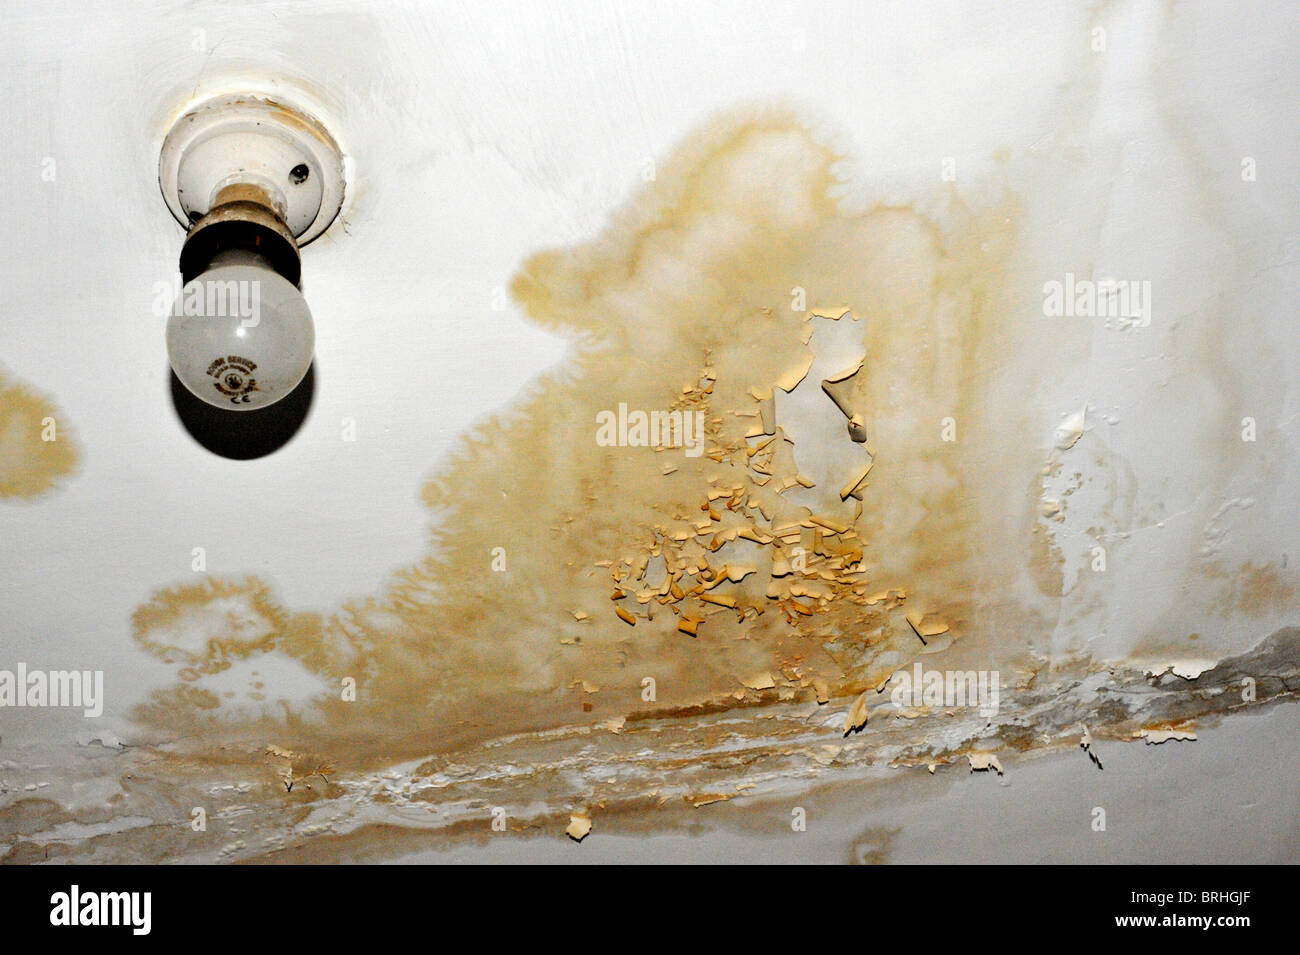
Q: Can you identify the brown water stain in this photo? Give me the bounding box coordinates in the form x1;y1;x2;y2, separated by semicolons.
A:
1213;561;1296;616
5;628;1293;864
0;368;79;499
128;108;1062;772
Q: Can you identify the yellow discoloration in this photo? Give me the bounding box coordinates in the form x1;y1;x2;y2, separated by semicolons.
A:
127;110;1060;777
0;369;79;500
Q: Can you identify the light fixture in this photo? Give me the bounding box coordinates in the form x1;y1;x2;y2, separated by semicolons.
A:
159;94;344;411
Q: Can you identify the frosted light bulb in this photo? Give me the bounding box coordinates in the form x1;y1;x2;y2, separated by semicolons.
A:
166;253;314;411
159;93;345;419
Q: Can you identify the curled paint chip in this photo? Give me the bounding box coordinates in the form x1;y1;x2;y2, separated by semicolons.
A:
839;459;873;501
821;358;868;445
820;359;862;412
1137;725;1197;744
1054;408;1086;450
906;612;950;640
724;564;757;582
750;386;776;436
689;792;733;807
775;353;815;392
1080;723;1103;769
1141;659;1217;680
843;690;870;735
566;813;592;842
810;514;849;534
966;752;1004;775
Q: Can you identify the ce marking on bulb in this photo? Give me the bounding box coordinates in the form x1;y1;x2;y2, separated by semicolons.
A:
206;355;261;405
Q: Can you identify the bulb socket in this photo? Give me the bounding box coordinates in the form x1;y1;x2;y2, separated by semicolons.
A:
180;198;301;287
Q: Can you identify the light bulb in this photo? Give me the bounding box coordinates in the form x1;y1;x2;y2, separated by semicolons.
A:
166;251;314;411
159;93;345;418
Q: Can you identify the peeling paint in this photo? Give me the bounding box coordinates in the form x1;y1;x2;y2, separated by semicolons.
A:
1;0;1297;863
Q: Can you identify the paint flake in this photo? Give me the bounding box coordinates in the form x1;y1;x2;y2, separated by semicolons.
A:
774;353;815;392
966;752;1004;775
1137;725;1197;744
843;690;870;735
566;813;592;842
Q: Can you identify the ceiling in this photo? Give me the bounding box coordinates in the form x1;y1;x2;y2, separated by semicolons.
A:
0;0;1296;862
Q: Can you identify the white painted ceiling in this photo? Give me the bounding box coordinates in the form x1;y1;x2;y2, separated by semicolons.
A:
0;0;1296;862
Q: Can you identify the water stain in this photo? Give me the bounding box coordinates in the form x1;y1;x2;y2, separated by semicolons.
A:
126;109;1069;781
4;626;1294;863
0;368;79;500
1212;561;1296;616
849;826;901;865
